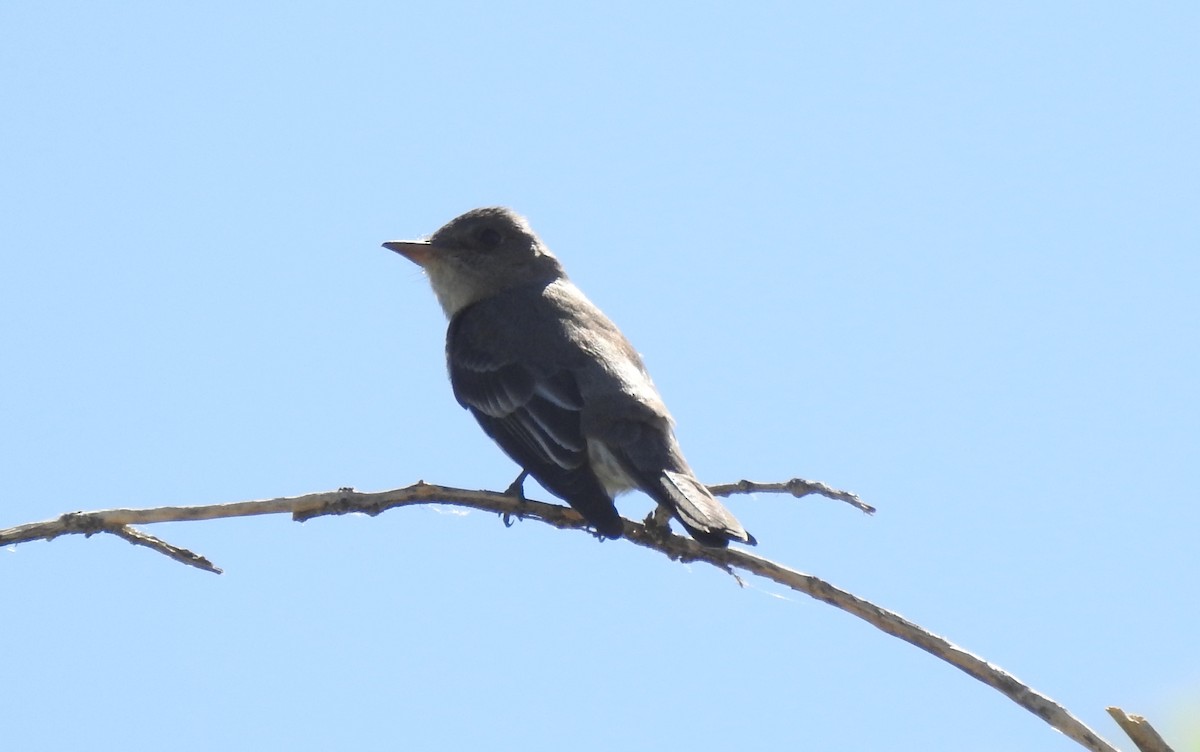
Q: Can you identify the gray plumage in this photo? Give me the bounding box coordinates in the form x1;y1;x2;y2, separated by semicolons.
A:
384;207;754;547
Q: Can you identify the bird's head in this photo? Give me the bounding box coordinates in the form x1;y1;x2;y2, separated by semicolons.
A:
384;207;565;317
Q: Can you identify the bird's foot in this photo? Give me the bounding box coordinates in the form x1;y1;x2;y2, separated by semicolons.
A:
642;505;674;543
502;470;531;528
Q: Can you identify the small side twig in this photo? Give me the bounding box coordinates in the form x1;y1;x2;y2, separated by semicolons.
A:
109;525;222;574
709;477;874;514
1106;708;1175;752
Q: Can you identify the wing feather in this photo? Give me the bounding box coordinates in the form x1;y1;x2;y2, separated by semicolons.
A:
447;307;623;537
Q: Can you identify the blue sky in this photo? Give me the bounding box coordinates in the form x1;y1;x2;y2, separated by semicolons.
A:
2;3;1197;750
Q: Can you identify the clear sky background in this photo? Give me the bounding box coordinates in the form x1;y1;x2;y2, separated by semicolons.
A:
2;3;1196;751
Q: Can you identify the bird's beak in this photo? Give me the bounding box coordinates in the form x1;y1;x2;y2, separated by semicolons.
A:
382;240;435;267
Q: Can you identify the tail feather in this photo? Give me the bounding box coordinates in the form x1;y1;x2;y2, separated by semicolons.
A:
660;470;756;546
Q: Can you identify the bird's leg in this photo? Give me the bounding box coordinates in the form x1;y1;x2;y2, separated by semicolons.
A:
501;470;530;528
642;504;674;542
504;470;530;499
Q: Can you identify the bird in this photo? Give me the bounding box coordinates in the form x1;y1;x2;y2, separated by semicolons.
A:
383;207;754;547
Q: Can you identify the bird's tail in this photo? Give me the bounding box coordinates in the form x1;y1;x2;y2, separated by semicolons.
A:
595;426;756;547
657;470;756;547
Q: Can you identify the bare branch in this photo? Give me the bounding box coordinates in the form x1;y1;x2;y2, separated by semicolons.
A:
1106;708;1175;752
0;478;1152;752
0;477;855;549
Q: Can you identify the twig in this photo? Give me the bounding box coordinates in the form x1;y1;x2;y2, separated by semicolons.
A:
109;525;222;574
709;477;874;514
1106;708;1175;752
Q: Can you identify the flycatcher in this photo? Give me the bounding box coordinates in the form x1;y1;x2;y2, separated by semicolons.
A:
384;207;754;547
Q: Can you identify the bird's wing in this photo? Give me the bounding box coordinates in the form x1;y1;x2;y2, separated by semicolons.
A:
447;309;624;538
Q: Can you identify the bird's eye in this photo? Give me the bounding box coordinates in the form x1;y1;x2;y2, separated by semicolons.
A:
477;227;503;248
